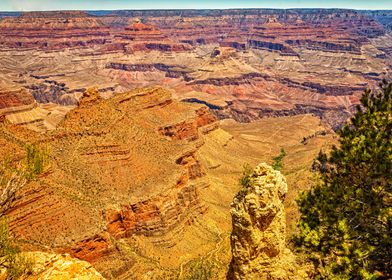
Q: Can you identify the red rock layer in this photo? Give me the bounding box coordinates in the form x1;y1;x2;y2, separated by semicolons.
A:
0;88;36;114
3;87;218;264
0;9;384;54
0;11;110;49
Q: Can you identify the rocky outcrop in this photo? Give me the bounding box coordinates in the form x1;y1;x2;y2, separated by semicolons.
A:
248;40;298;56
26;81;79;106
0;252;105;279
159;107;217;141
104;182;206;239
189;73;271;86
276;78;367;96
66;234;113;263
118;22;192;52
107;62;193;81
228;163;307;280
285;39;361;54
119;22;167;41
0;88;36;115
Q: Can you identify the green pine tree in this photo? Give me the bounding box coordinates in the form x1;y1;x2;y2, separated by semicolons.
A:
294;81;391;279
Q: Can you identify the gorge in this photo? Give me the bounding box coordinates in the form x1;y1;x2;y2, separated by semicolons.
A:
0;7;391;279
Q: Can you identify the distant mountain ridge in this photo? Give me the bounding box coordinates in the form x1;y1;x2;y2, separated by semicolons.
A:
2;9;392;30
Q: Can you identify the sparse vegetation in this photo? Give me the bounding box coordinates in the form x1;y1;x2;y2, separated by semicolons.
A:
24;144;48;180
0;218;33;279
0;163;29;277
0;163;26;218
184;259;214;280
295;82;392;278
272;148;286;171
0;145;47;278
239;163;253;187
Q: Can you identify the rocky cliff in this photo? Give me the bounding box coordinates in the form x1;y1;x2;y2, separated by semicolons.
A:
228;163;307;280
0;88;36;114
0;92;338;278
1;87;221;277
363;10;392;31
0;11;111;50
0;9;391;131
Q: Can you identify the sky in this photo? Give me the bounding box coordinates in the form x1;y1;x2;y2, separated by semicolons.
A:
1;0;392;11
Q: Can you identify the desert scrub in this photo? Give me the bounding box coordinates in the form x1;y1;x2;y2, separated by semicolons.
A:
24;144;49;180
0;218;33;279
183;259;215;280
0;163;26;218
239;163;253;187
272;148;286;171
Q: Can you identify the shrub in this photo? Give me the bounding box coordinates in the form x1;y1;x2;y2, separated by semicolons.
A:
0;219;33;279
272;148;286;171
184;259;214;280
0;163;26;218
239;163;253;187
24;144;48;180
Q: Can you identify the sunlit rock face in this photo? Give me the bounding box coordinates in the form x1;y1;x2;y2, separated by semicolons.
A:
228;163;308;280
0;252;105;280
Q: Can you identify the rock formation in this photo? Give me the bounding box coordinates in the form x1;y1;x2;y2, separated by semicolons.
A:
0;88;36;115
0;9;391;130
0;252;105;279
0;87;219;277
0;8;391;278
228;163;307;280
363;10;392;31
0;11;111;50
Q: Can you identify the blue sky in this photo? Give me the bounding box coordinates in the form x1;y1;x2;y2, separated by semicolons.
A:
1;0;392;11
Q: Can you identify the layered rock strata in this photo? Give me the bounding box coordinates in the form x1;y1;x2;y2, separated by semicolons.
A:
4;87;218;268
1;9;391;131
0;11;111;50
0;88;36;115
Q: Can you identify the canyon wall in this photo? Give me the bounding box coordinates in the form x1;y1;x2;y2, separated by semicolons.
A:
0;9;391;278
0;9;391;131
1;87;221;277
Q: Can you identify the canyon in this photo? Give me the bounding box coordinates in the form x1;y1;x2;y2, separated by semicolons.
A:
0;8;390;279
1;9;392;131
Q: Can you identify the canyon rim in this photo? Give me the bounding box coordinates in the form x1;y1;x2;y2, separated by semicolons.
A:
0;2;391;279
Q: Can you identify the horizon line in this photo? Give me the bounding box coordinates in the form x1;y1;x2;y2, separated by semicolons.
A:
1;7;392;12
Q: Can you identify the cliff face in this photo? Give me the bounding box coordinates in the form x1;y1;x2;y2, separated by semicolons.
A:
2;87;220;277
363;10;392;31
0;9;391;131
0;11;111;50
228;163;307;280
0;88;36;115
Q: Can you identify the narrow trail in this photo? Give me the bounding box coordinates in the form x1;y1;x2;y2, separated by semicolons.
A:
177;222;225;279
